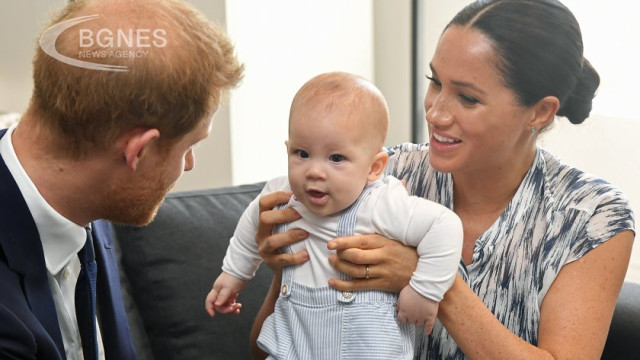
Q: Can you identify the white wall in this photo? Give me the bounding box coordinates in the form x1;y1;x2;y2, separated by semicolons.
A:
179;0;412;190
0;0;68;114
224;0;412;186
173;0;232;191
373;0;412;147
225;0;375;185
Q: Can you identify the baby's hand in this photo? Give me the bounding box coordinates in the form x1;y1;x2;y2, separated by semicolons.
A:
396;285;439;335
205;272;247;317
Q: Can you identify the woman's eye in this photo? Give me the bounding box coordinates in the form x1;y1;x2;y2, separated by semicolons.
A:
295;150;309;158
425;75;441;88
329;154;344;163
460;94;479;105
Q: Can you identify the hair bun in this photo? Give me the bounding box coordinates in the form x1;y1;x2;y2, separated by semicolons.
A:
557;58;600;124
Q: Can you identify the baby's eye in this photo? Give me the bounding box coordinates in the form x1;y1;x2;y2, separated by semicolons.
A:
329;154;344;163
295;150;309;159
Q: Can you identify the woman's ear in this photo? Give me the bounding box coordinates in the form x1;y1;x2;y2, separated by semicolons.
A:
531;96;560;131
367;151;388;181
122;128;161;171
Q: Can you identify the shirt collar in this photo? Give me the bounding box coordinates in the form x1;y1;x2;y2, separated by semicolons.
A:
0;124;86;275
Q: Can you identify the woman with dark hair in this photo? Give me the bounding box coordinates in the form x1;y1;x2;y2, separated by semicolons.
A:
251;1;634;358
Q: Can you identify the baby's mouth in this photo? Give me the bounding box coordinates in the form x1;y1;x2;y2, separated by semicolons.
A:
307;189;328;205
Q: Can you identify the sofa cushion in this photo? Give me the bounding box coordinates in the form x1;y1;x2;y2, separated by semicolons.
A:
114;182;270;360
602;281;640;359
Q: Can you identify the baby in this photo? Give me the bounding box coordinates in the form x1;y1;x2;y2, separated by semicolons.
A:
205;72;463;359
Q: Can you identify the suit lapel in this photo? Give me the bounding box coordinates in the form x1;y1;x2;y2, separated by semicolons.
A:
92;220;137;359
0;129;136;359
0;129;66;356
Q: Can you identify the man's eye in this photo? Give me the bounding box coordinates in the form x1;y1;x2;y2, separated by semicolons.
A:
329;154;344;163
295;150;309;158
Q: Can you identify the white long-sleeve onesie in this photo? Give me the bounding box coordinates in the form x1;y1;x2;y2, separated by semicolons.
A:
221;175;463;302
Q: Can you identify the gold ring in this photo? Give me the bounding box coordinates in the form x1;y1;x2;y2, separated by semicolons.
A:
365;265;371;279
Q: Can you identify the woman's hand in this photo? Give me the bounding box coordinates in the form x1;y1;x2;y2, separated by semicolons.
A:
326;234;418;292
251;190;310;360
255;190;309;271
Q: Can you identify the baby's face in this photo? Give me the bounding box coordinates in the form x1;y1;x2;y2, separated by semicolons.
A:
287;110;379;216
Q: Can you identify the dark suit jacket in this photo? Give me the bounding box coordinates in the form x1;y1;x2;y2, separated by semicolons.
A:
0;128;137;359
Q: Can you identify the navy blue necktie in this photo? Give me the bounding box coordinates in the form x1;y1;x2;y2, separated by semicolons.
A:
76;227;99;360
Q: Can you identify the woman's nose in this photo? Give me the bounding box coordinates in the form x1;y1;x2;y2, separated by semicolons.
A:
425;92;453;127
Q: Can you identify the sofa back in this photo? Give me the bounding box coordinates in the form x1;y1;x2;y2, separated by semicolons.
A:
113;181;640;359
114;182;269;360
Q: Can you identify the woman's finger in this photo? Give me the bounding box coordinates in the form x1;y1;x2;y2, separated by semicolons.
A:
328;276;397;292
328;253;366;278
328;253;406;292
255;190;308;272
258;228;307;254
259;207;301;230
258;190;294;213
263;250;309;270
327;234;418;293
327;233;388;251
258;229;308;270
334;247;387;266
329;252;400;282
256;191;298;240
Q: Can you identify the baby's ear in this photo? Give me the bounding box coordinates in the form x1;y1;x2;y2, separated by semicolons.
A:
368;151;388;181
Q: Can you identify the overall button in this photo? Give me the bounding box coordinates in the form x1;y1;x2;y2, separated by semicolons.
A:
342;291;353;299
281;284;288;295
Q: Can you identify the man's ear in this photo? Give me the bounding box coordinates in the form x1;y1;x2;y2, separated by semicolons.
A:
122;128;161;171
530;96;559;131
367;151;388;182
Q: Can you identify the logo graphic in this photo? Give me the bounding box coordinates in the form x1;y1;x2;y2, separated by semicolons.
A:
39;15;167;72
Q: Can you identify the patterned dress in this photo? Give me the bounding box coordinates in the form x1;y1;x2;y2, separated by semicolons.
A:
384;143;635;360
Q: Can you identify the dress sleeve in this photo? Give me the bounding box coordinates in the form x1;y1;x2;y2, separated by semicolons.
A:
567;185;635;263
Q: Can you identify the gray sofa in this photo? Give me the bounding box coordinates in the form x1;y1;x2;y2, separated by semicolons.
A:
114;182;270;360
112;182;640;360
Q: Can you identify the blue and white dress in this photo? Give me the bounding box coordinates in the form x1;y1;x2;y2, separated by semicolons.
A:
385;143;636;360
